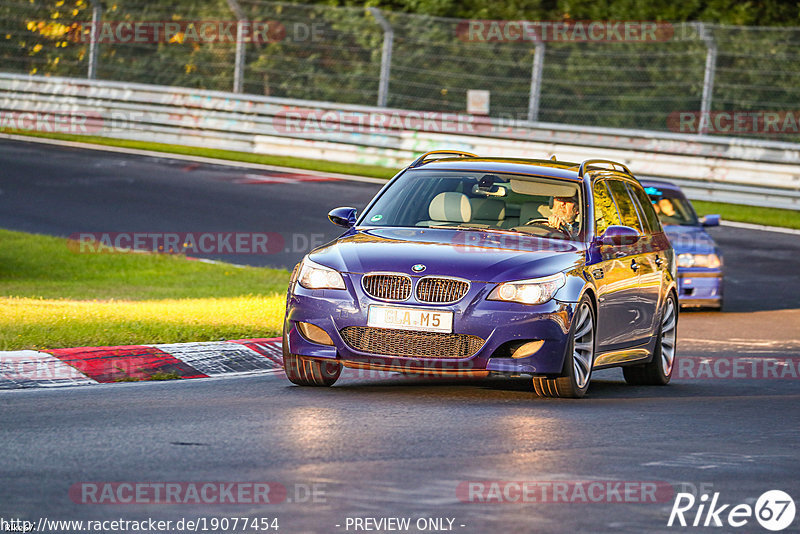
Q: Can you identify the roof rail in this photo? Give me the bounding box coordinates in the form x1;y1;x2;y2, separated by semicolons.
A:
578;159;632;178
410;150;478;168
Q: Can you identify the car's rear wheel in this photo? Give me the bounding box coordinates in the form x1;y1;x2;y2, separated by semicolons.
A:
623;293;677;386
533;295;595;398
282;324;341;386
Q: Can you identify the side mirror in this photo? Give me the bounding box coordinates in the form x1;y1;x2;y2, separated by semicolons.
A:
599;225;641;246
328;207;357;228
700;214;720;227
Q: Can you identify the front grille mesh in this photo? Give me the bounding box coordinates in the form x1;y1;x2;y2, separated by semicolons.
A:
362;273;412;301
340;326;484;359
416;277;469;303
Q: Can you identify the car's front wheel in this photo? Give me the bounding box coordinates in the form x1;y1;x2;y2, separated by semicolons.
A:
623;293;677;386
533;295;595;398
282;324;341;386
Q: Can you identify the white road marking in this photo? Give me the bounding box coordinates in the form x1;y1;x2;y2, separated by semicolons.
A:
156;341;282;376
0;350;96;389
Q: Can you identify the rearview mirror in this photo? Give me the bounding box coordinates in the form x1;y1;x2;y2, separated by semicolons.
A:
328;207;357;228
599;225;641;246
700;214;720;227
471;184;507;197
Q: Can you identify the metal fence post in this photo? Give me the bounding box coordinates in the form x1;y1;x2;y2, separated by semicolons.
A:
369;7;393;108
87;0;102;79
698;23;717;135
527;41;545;122
227;0;246;93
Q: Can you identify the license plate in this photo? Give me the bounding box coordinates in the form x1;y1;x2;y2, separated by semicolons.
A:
367;305;453;333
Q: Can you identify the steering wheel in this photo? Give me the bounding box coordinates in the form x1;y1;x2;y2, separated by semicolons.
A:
523;218;571;237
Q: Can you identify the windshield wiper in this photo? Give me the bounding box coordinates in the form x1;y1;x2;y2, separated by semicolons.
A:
426;225;527;235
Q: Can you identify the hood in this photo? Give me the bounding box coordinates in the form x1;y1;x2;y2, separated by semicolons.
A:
308;227;585;283
662;225;718;255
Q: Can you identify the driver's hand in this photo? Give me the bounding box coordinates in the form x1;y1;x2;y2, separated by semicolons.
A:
548;214;566;229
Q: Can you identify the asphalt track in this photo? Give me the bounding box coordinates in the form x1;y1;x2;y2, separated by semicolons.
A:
0;138;381;270
1;139;799;533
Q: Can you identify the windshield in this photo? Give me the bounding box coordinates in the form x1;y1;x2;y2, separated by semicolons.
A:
645;186;699;226
360;170;584;241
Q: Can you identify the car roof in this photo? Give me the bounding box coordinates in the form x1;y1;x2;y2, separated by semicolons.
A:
409;157;584;181
409;156;647;187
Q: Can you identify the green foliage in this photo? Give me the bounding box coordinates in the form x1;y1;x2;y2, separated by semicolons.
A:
1;1;799;138
364;0;800;25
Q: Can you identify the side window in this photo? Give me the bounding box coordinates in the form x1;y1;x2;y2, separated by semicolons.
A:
607;180;644;233
627;183;662;234
593;180;622;235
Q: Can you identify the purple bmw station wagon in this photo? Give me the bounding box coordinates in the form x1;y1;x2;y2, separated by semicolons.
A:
282;151;678;398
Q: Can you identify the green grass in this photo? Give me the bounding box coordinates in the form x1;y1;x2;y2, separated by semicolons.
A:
0;228;290;350
0;128;398;180
692;200;800;230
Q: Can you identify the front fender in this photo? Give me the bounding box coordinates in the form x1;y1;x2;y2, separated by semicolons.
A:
554;267;593;304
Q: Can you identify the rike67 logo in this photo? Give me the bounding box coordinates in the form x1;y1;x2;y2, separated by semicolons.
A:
668;490;795;531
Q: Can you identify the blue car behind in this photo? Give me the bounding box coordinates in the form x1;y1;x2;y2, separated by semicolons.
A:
641;180;723;310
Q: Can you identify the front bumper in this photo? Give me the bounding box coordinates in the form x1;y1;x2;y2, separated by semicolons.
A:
285;273;576;376
677;269;722;307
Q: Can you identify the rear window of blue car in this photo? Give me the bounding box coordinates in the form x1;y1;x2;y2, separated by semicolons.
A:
645;187;700;226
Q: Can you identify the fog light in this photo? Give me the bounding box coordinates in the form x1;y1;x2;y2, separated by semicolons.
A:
297;322;334;346
511;340;545;359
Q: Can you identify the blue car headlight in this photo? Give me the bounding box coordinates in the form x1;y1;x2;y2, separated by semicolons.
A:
677;253;721;269
297;258;346;290
488;272;566;305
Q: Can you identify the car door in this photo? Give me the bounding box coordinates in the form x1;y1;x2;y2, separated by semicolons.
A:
606;180;652;346
627;181;668;335
591;179;642;351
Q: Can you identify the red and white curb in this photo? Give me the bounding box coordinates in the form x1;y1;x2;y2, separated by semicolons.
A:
0;338;283;390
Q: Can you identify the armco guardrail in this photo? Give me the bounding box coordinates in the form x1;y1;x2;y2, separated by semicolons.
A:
1;73;799;210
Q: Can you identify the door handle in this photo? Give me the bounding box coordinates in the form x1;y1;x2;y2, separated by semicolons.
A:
630;259;639;272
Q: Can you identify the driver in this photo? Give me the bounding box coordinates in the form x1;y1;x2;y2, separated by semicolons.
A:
654;198;676;217
653;197;681;225
548;193;580;237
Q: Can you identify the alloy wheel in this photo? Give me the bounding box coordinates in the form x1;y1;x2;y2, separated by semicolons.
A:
572;301;595;389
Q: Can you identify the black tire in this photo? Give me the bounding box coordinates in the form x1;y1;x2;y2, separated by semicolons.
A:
532;295;595;399
623;293;677;386
282;323;341;387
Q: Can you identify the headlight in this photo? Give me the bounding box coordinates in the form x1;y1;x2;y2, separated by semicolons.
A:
488;272;566;305
677;253;721;269
297;258;346;290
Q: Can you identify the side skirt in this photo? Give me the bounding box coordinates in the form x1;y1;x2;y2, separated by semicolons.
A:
593;347;651;369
